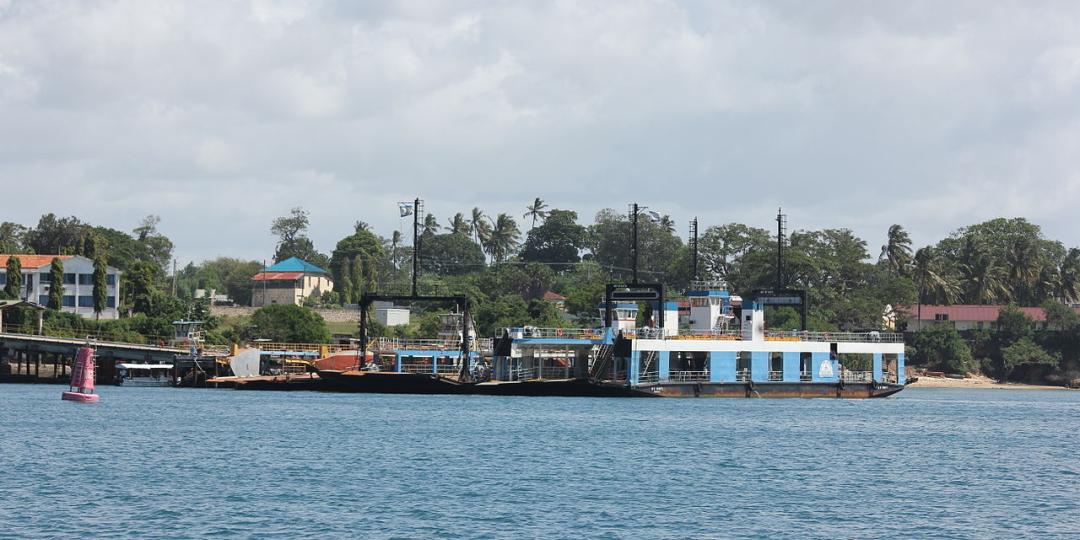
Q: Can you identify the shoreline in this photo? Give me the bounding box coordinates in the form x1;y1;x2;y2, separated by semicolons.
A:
909;373;1069;390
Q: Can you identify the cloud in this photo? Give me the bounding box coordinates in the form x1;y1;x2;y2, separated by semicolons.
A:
1;0;1079;264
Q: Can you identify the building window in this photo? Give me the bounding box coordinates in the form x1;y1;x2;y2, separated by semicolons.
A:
62;295;75;307
107;296;116;308
78;296;94;308
78;274;93;285
63;273;76;284
934;313;949;321
106;274;116;285
0;273;5;285
38;295;49;305
40;273;51;283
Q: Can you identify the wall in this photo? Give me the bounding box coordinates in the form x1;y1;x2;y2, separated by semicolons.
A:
211;305;362;323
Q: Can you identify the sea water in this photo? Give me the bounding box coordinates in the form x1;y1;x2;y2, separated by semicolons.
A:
0;385;1077;539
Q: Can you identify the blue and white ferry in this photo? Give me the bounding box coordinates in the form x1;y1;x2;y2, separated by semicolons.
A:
484;284;907;398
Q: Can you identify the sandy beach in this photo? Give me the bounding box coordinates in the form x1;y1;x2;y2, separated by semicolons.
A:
909;373;1069;390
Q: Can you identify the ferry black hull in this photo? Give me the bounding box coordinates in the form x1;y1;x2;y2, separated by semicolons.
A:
633;381;906;398
317;370;468;394
474;379;656;398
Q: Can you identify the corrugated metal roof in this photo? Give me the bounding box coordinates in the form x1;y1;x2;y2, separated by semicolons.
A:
251;271;304;282
0;254;73;269
263;257;328;274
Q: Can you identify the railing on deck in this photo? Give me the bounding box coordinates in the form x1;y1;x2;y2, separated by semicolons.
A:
508;327;602;340
671;329;743;340
768;370;783;381
736;369;751;382
370;337;493;353
668;370;710;382
764;330;904;343
841;370;874;382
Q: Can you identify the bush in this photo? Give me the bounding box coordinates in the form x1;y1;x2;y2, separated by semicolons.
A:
249;304;330;343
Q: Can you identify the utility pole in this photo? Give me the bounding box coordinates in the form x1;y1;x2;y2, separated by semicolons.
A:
689;217;699;284
412;197;421;297
630;203;640;285
776;208;786;290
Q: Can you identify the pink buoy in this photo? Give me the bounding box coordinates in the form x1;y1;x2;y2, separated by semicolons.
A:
62;346;100;403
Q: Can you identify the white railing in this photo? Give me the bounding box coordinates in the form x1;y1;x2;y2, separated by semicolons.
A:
540;367;574;379
668;370;710;382
768;370;783;381
842;370;873;382
508;327;602;340
638;371;659;383
398;362;432;374
736;369;751;382
435;363;460;375
764;330;904;343
372;337;493;353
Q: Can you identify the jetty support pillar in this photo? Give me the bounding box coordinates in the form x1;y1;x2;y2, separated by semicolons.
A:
872;353;883;383
897;353;906;384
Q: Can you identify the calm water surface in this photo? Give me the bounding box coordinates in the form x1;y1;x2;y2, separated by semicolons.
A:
1;385;1077;539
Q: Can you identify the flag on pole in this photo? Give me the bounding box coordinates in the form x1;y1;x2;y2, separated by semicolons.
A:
398;203;413;217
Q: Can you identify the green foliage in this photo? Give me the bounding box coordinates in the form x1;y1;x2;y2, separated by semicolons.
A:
911;324;973;373
24;214;87;255
92;256;108;315
1000;338;1058;380
249;304;331;343
421;233;485;275
995;304;1033;346
4;256;22;299
329;226;383;302
48;258;64;309
522;209;587;266
271;207;328;267
0;222;28;253
1041;299;1079;331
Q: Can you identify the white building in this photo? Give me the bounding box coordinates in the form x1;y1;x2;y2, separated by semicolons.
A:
0;254;122;320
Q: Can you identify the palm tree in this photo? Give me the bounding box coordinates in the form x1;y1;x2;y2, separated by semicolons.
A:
879;224;913;276
1005;238;1040;304
422;214;440;237
390;230;402;269
484;213;521;263
469;207;486;244
959;243;1008;304
447;213;470;235
523;198;549;229
658;215;676;234
1058;248;1080;302
912;247;960;328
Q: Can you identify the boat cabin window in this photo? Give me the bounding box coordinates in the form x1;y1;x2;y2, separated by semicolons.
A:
736;351;751;381
769;353;783;381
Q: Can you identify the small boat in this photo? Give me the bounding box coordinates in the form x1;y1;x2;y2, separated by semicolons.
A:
62;346;100;403
115;363;174;387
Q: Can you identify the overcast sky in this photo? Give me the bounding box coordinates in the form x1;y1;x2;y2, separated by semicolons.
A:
2;0;1079;265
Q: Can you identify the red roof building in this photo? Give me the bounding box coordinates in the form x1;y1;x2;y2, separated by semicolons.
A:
900;304;1080;331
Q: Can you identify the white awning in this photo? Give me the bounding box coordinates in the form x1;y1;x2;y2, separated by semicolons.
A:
117;363;174;370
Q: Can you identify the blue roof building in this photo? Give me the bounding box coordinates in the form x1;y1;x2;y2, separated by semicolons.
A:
251;257;334;307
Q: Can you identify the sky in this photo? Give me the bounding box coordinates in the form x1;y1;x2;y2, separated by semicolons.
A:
1;0;1079;265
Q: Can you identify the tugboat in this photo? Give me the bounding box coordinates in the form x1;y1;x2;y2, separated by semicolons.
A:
61;346;100;403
